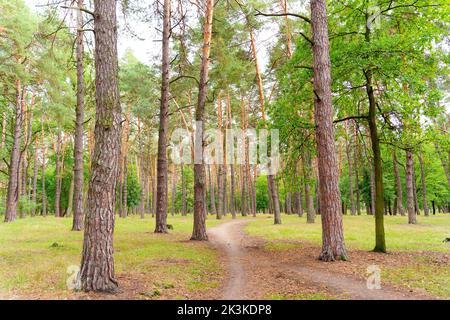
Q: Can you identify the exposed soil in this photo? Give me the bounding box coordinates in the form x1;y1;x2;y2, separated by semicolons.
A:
208;219;443;300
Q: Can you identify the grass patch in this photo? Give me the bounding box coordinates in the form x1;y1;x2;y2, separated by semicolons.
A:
0;214;227;298
382;256;450;298
246;214;450;252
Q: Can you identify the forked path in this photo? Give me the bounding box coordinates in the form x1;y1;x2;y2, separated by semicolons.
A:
208;219;432;300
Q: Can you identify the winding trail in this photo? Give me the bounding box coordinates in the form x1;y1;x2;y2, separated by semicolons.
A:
208;219;433;300
208;219;248;300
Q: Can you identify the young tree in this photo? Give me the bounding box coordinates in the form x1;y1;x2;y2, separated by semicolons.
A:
191;0;214;241
72;0;85;231
155;0;171;233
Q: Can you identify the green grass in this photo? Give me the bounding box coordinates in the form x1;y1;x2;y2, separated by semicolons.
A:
0;214;227;298
383;256;450;298
246;213;450;299
246;214;450;252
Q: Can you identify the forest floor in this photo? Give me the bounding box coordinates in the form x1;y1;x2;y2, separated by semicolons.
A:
211;216;449;300
0;214;448;300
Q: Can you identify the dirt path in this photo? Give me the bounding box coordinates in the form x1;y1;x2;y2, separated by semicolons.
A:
208;219;433;300
208;219;248;300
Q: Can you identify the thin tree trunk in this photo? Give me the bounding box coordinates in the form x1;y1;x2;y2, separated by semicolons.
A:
406;149;417;224
208;164;217;215
171;164;176;216
41;120;47;217
181;162;187;215
31;138;39;217
249;26;280;224
123;155;129;217
392;149;405;216
303;153;315;223
226;93;236;219
72;0;85;231
65;174;74;217
412;162;420;215
364;16;385;252
80;0;121;293
353;121;361;215
55;131;62;217
191;0;213;241
5;80;23;222
345;125;356;215
311;0;347;261
155;0;171;233
418;153;429;216
217;94;224;220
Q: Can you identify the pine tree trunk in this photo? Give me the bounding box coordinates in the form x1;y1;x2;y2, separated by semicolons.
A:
67;175;74;217
171;164;176;216
248;24;280;224
216;95;224;220
412;162;420;215
122;156;128;217
5;80;23;222
181;163;187;216
55;131;62;217
303;153;315;223
311;0;347;261
191;0;213;241
346;129;356;215
406;149;417;224
418;153;429;216
226;94;236;218
392;149;405;216
31;138;39;217
72;0;85;231
208;164;217;215
79;0;121;293
41;121;47;217
155;0;171;233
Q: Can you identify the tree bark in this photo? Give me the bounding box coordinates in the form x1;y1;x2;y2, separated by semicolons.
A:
208;164;217;215
346;130;356;215
5;80;23;222
155;0;171;233
418;152;429;216
72;0;85;231
191;0;213;241
405;149;417;224
54;131;62;217
41;120;47;216
31;138;39;217
364;16;386;252
303;153;315;223
311;0;347;261
392;149;405;216
216;94;224;220
79;0;121;293
226;93;236;219
171;164;176;216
